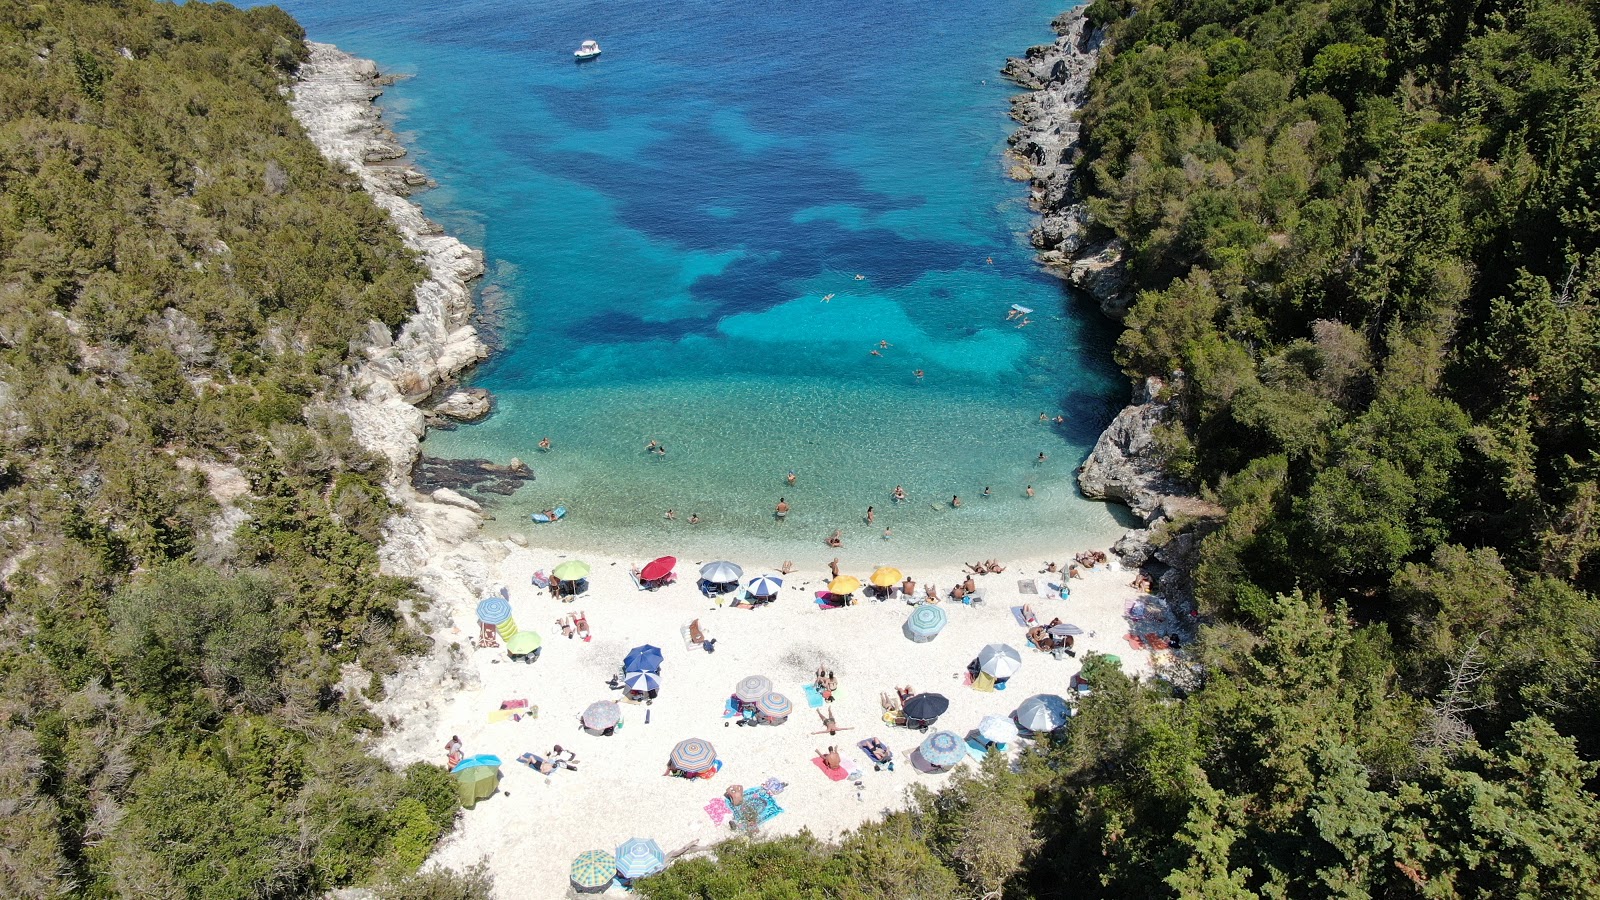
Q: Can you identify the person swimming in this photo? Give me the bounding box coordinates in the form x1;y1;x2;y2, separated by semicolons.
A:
821;293;835;302
538;436;551;451
982;486;991;497
913;369;924;379
951;495;962;508
892;485;907;502
786;470;797;485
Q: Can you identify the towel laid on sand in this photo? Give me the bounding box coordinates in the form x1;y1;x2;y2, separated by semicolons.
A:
802;684;826;708
1018;579;1038;594
812;757;851;781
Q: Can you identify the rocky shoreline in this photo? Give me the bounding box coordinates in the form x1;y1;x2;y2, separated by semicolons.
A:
290;43;524;747
1003;10;1205;605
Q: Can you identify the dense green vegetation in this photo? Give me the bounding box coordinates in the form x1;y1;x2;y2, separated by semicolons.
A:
0;2;469;895
638;0;1600;897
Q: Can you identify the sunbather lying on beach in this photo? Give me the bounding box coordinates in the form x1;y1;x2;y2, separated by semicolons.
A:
517;752;556;774
817;746;842;770
924;583;938;602
862;737;893;767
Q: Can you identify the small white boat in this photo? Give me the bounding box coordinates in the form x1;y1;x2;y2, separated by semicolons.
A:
574;40;601;61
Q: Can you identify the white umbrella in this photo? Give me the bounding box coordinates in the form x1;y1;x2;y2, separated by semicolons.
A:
978;714;1019;745
977;643;1023;678
699;560;743;584
1013;694;1071;733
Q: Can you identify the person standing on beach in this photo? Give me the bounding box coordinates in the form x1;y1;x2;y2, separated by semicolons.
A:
1026;485;1035;498
865;506;874;524
775;498;789;519
829;557;841;578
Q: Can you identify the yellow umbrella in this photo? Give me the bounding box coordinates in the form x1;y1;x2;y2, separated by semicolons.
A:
869;567;903;587
828;575;862;595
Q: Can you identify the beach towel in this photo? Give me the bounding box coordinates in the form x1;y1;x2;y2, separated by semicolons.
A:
812;757;851;781
531;570;549;588
802;684;826;708
729;787;784;833
972;672;997;692
813;591;848;610
763;777;787;795
487;708;515;724
841;754;865;781
1144;633;1171;650
966;737;998;762
1018;579;1038;594
722;697;741;718
1124;633;1146;650
1010;606;1030;628
704;798;731;826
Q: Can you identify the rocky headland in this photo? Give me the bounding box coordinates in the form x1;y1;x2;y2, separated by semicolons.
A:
290;43;523;747
1004;10;1206;606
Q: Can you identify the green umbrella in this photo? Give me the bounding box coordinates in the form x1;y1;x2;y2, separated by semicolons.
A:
553;560;592;581
455;764;499;809
506;631;542;656
571;849;617;892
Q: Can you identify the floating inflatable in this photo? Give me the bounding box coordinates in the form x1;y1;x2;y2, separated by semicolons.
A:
531;506;567;524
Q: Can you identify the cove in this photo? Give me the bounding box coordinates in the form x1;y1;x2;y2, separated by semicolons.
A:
260;0;1132;563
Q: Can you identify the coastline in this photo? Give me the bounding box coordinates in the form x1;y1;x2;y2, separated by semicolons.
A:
289;34;1177;898
1003;9;1207;605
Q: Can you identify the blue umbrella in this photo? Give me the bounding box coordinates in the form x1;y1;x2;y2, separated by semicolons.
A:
745;574;783;598
615;837;666;879
918;731;965;768
623;671;660;693
624;644;663;673
902;604;947;643
475;597;512;625
450;753;502;774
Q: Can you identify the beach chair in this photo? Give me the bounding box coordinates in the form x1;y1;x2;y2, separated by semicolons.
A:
688;619;706;645
531;570;550;589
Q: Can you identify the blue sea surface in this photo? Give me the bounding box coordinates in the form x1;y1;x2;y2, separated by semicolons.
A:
263;0;1132;563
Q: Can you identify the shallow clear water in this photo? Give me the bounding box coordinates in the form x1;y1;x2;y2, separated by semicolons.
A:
264;0;1133;563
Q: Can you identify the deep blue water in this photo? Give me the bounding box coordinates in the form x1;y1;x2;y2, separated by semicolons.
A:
262;0;1131;562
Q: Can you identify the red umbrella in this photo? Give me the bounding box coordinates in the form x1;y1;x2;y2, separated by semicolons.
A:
641;556;676;581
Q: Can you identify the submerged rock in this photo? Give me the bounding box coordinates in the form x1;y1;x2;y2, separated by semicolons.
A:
412;456;534;497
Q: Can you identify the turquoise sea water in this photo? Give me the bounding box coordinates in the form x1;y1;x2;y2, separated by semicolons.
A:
263;0;1133;563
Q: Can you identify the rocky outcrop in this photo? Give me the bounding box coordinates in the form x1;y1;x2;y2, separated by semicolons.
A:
1004;8;1131;319
431;388;491;422
1078;376;1188;523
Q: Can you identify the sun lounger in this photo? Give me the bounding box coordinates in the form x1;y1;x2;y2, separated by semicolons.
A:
688;619;706;644
530;570;550;588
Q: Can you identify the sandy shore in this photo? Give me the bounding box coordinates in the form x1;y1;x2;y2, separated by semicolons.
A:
407;543;1172;897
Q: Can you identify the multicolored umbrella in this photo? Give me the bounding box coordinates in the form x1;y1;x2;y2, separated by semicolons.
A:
699;560;743;584
903;604;947;643
582;700;621;730
869;566;904;587
640;556;676;581
624;644;663;673
552;560;591;581
571;849;617;892
1013;694;1071;733
617;669;656;688
623;671;660;693
918;730;965;768
475;596;511;625
977;643;1023;678
828;575;862;595
734;675;773;703
755;692;792;718
745;574;784;598
505;631;542;656
978;714;1019;745
615;837;666;879
902;692;950;723
670;738;717;773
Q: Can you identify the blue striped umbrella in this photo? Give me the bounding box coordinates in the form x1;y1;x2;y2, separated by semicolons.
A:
903;604;947;642
475;596;512;625
755;692;792;718
624;644;663;673
670;738;717;773
745;574;783;598
623;671;660;693
918;730;965;768
615;837;666;879
571;849;616;892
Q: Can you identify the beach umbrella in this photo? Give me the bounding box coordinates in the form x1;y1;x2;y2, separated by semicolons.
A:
552;560;591;581
1014;694;1071;733
475;596;511;625
828;575;862;595
734;675;773;703
623;671;660;693
918;730;965;768
869;566;904;587
699;560;743;584
615;837;666;879
745;574;784;598
454;763;500;809
755;691;792;718
640;556;676;581
582;700;621;730
977;643;1024;678
505;631;542;656
624;644;664;673
978;714;1020;745
571;849;617;893
450;753;502;774
903;604;948;643
670;738;717;773
902;692;950;722
1048;623;1084;637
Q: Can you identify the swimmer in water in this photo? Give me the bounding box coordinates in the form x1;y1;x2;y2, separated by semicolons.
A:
538;437;552;451
854;274;865;280
1017;317;1032;328
870;349;882;357
1026;485;1035;498
775;498;789;519
982;486;992;497
951;495;962;508
646;439;660;453
913;369;925;379
822;293;835;302
865;506;874;524
664;509;676;520
689;513;701;524
1038;452;1048;463
892;485;907;502
879;340;892;349
786;470;797;486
